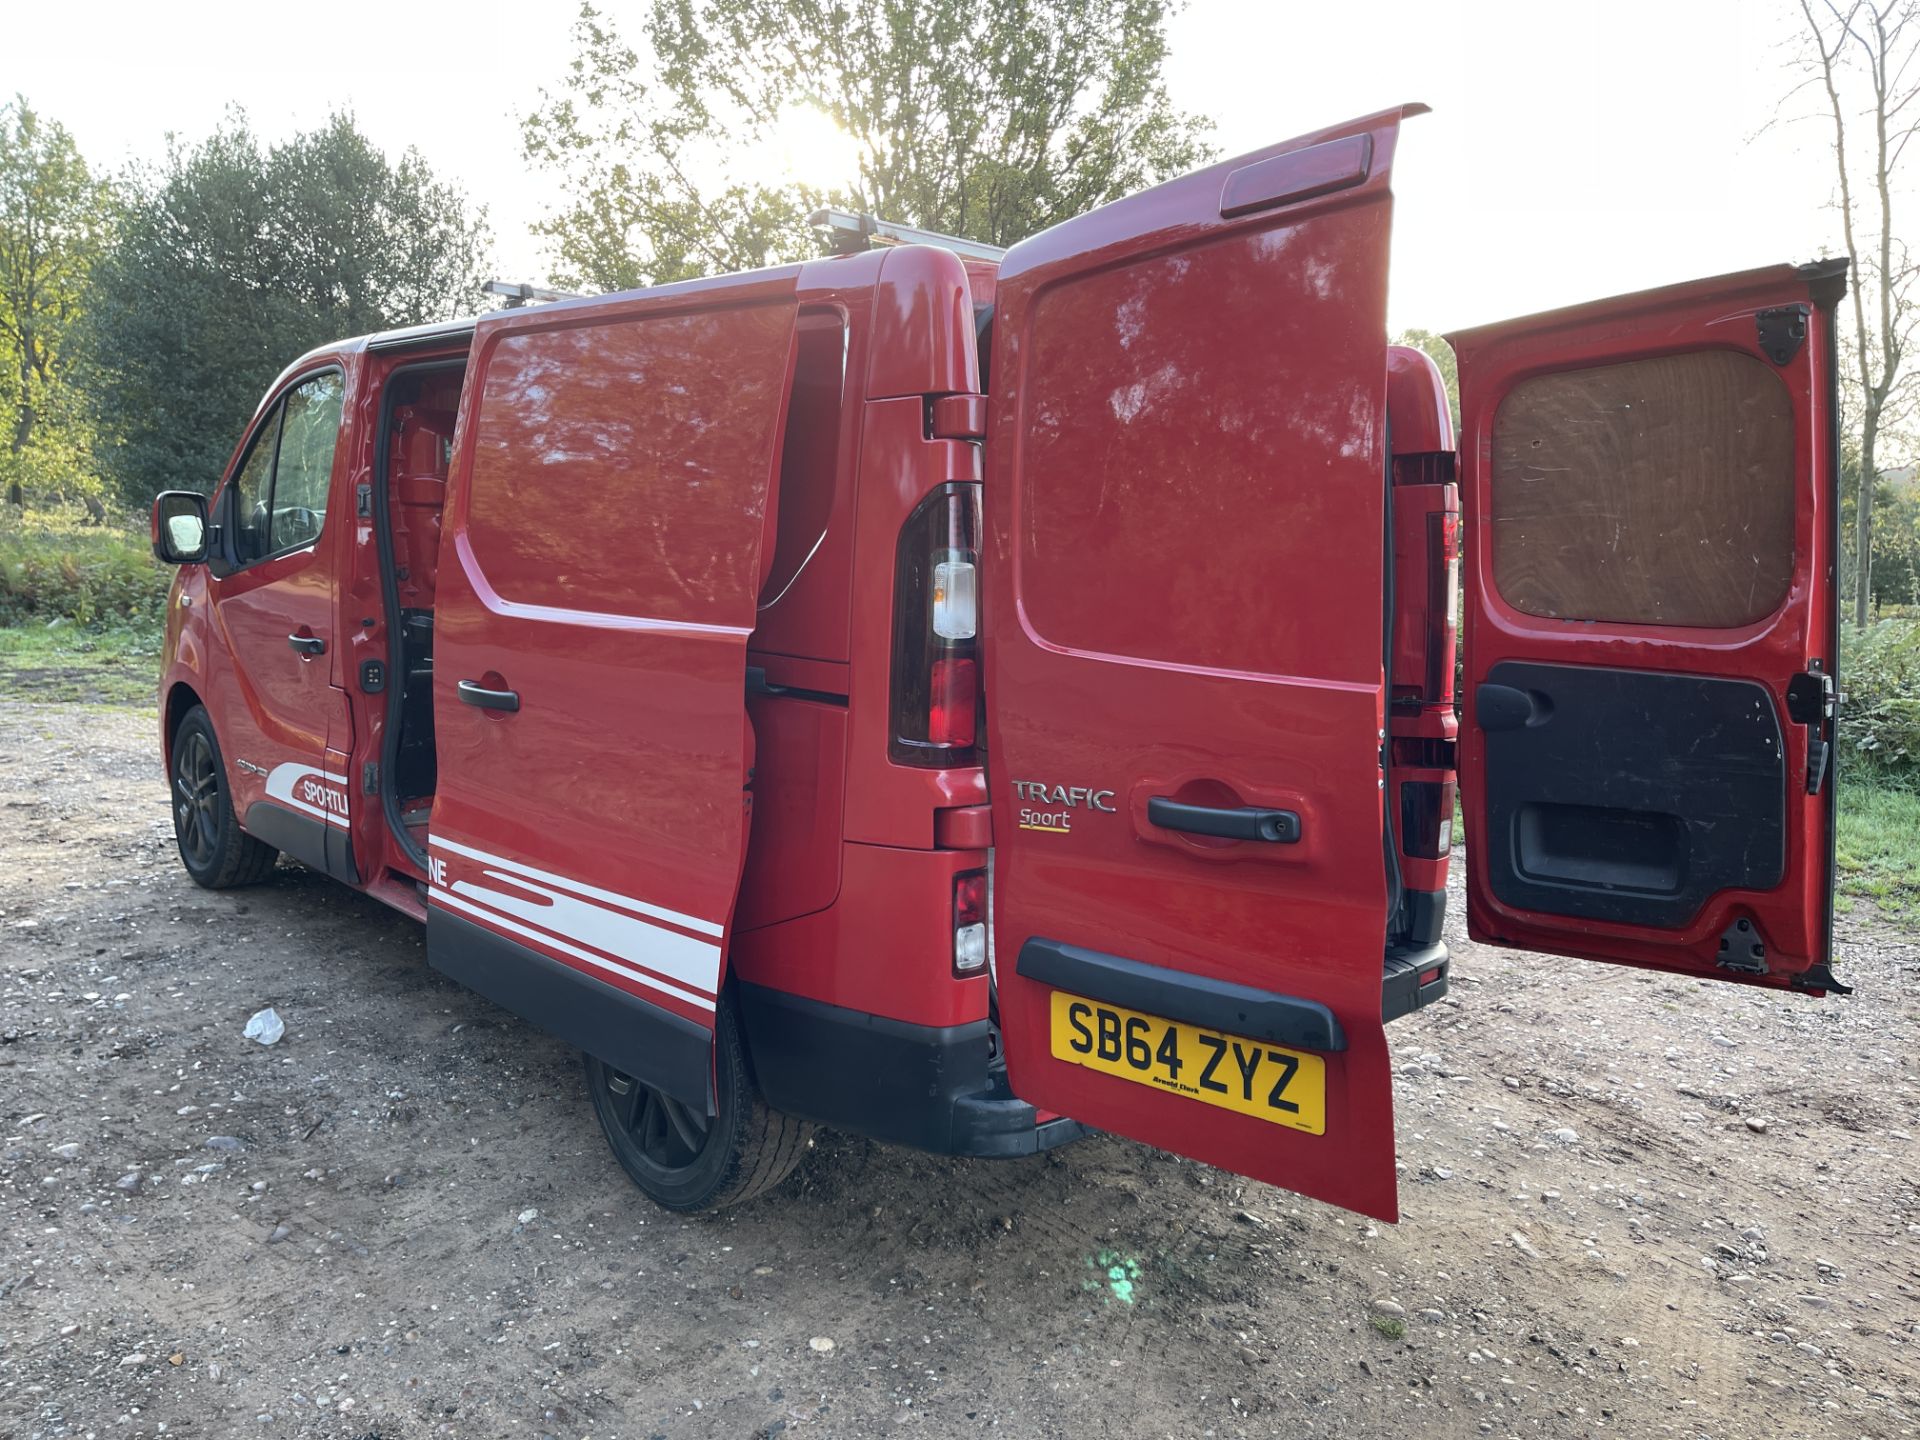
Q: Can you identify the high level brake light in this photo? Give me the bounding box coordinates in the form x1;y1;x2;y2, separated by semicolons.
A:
891;483;982;765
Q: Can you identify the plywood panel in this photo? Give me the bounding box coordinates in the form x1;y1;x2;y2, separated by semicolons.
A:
1491;350;1795;628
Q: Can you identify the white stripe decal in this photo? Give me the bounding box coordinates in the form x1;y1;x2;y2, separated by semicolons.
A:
263;762;351;829
428;835;723;938
451;870;722;996
432;889;717;1013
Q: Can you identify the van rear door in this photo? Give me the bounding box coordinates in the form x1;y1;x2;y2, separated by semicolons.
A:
426;283;799;1114
982;106;1419;1222
1448;262;1847;994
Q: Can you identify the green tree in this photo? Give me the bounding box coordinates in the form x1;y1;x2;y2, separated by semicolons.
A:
1795;0;1920;627
0;97;112;513
85;110;491;507
523;0;1213;291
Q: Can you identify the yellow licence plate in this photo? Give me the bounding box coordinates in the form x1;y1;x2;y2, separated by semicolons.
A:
1049;990;1326;1135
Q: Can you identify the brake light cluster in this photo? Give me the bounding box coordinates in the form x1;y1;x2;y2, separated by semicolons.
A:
953;869;987;975
1387;451;1461;896
891;482;982;765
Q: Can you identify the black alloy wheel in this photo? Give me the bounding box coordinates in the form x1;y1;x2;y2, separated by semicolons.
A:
172;725;221;871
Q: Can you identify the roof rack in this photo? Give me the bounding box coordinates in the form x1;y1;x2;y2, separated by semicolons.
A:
483;280;587;308
808;208;1006;263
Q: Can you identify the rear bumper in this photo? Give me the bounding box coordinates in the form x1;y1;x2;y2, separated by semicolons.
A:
1382;941;1450;1022
735;982;1085;1158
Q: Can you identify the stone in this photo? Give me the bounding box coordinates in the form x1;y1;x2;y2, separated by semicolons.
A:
808;1337;835;1353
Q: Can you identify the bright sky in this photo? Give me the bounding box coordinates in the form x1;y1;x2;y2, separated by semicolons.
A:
2;0;1864;334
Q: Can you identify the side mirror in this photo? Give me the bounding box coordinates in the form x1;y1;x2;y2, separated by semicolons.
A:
151;491;211;564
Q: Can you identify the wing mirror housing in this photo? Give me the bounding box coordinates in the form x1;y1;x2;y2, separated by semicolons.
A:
151;491;214;564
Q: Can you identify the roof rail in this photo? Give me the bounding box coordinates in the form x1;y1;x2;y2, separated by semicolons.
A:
483;280;587;308
808;208;1006;263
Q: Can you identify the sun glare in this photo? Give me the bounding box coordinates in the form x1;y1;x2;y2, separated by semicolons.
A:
756;104;863;193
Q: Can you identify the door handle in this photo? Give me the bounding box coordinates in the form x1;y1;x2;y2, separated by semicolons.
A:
1148;796;1301;843
287;633;326;657
457;679;520;713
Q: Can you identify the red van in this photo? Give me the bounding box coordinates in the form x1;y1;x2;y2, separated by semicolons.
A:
148;105;1848;1222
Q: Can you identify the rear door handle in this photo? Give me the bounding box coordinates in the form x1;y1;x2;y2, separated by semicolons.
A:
287;633;326;657
1148;796;1301;843
457;679;520;713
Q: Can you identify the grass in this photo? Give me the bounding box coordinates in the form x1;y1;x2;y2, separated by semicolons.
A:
0;619;162;706
0;515;171;629
1835;781;1920;920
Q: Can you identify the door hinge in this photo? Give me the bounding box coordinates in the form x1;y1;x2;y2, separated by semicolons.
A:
1716;917;1768;975
362;762;380;796
1786;666;1837;795
1757;304;1810;367
1790;962;1853;996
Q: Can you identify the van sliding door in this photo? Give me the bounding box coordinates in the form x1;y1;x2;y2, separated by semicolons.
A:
426;287;799;1113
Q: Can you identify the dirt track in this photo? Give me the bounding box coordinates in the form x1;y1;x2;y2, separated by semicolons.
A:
1;698;1917;1440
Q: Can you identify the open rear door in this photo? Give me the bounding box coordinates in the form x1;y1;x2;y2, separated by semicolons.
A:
427;284;799;1113
1449;261;1847;994
984;106;1420;1222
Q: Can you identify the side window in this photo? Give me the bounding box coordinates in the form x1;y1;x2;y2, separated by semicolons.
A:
229;408;281;566
269;372;344;552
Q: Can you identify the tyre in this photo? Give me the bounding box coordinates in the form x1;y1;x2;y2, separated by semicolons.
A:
585;994;812;1211
170;705;279;890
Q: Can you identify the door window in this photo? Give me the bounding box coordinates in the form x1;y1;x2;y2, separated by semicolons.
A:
229;411;281;566
222;368;345;567
271;372;344;551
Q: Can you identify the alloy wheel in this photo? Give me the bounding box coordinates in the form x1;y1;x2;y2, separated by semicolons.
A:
173;730;221;869
604;1070;711;1170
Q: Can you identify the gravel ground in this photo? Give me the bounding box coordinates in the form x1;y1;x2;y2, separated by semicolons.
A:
1;699;1916;1440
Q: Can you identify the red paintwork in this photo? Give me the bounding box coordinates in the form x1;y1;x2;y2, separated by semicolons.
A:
981;104;1420;1223
1449;264;1839;989
158;360;357;830
152;103;1841;1227
428;277;804;1033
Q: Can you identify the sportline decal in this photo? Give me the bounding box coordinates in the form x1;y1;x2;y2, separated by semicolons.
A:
263;762;352;829
425;837;722;1015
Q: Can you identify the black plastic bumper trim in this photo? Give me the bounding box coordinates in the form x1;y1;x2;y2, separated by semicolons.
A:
1015;938;1348;1053
425;906;712;1114
1382;941;1450;1023
242;801;357;885
734;982;1085;1158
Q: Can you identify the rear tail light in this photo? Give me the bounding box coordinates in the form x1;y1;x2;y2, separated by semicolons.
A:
953;869;987;975
1399;777;1456;859
928;656;977;746
890;483;982;766
1428;506;1460;705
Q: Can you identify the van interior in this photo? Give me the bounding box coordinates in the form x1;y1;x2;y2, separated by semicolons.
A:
375;362;466;862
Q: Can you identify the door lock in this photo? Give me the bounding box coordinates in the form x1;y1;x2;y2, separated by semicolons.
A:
1786;667;1836;795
